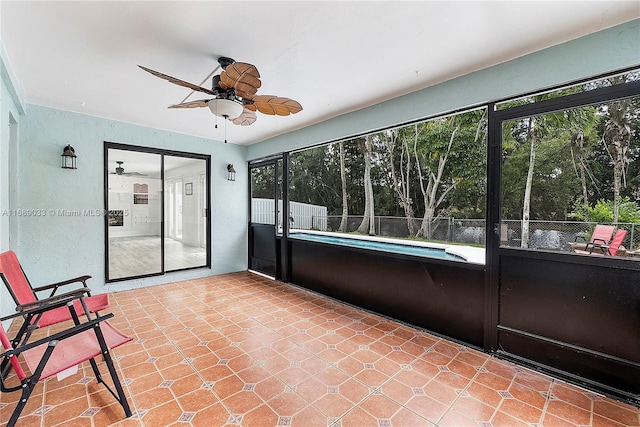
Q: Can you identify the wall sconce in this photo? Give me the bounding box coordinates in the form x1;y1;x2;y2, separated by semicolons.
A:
61;144;77;169
227;164;236;181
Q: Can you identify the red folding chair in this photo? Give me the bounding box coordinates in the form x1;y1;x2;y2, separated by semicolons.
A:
574;229;627;256
573;224;616;254
0;250;109;348
0;295;132;427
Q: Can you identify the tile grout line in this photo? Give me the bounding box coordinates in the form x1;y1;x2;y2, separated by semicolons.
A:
433;350;492;426
537;378;555;426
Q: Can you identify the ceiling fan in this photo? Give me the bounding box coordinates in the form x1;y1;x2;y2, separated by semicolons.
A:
138;56;303;131
109;161;147;177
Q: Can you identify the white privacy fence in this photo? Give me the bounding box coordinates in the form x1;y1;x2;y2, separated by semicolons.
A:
251;198;328;230
251;198;276;225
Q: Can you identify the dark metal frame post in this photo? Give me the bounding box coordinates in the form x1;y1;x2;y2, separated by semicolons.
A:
281;153;290;282
484;102;500;353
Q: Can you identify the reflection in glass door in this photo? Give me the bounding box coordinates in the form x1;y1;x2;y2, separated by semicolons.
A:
107;149;162;280
106;144;210;281
166;180;183;240
164;156;207;271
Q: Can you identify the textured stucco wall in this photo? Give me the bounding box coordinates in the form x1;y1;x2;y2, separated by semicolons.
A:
248;19;640;160
0;43;26;322
13;105;248;297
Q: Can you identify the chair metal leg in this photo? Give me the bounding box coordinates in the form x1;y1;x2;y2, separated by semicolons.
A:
102;350;132;417
6;343;56;427
92;325;132;417
88;357;104;384
7;378;37;427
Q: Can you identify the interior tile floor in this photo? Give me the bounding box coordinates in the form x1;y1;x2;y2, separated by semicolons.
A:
108;236;206;279
1;272;638;426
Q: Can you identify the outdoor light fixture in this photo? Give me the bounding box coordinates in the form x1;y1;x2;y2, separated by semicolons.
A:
227;164;236;181
61;144;77;169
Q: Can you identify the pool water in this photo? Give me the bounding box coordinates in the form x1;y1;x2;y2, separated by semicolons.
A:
290;233;467;261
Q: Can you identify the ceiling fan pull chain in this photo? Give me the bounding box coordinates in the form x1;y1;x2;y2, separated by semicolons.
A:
223;115;229;143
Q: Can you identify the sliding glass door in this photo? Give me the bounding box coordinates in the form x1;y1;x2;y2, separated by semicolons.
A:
164;155;207;271
105;143;210;282
106;149;162;280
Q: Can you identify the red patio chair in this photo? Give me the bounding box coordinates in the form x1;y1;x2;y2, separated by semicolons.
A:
0;296;132;427
0;250;109;349
573;224;616;254
574;229;628;257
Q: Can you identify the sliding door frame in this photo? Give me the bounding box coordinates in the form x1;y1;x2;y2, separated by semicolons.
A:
104;142;211;282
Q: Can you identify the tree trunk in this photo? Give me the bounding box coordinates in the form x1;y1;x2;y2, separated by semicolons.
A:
521;117;536;248
338;141;349;232
357;136;376;235
611;134;626;223
571;130;589;204
415;123;460;239
603;98;631;223
387;130;416;236
401;141;417;236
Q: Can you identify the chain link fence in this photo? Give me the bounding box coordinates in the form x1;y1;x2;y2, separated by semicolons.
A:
499;220;637;252
324;216;638;252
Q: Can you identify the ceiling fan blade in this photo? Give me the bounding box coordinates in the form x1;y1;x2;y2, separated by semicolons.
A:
168;99;211;109
252;95;303;116
219;62;261;97
231;108;257;126
138;65;216;96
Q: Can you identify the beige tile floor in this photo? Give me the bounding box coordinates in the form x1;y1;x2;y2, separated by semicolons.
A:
1;271;638;426
108;236;206;280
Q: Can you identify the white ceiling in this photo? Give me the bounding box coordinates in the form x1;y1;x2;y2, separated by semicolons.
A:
2;1;638;146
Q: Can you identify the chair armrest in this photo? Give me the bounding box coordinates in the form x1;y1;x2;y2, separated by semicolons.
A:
590;238;608;245
1;312;114;357
15;287;91;312
1;292;87;323
589;242;612;255
32;275;92;296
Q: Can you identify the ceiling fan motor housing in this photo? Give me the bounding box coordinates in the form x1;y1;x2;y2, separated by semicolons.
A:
217;56;235;69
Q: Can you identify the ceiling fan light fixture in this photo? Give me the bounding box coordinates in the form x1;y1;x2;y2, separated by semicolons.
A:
207;99;243;120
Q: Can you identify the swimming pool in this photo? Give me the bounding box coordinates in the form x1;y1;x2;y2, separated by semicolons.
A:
289;231;472;262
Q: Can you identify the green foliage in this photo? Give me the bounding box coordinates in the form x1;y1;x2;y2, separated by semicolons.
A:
569;197;640;224
589;199;615;223
567;200;589;221
499;96;640;223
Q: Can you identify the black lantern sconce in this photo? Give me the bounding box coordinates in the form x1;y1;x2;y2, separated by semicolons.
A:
61;144;77;169
227;164;236;181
